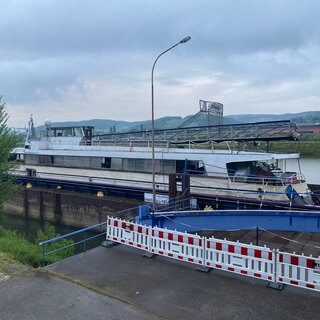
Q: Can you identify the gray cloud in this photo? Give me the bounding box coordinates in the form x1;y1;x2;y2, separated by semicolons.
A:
1;0;320;127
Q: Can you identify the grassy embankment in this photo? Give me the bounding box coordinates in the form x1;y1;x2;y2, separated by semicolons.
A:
0;223;74;268
267;141;320;157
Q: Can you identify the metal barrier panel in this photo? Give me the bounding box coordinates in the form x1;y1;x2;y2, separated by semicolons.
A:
205;238;274;281
277;252;320;291
106;217;149;251
150;227;204;265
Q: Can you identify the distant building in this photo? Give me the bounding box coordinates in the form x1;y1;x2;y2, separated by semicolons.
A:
297;124;320;138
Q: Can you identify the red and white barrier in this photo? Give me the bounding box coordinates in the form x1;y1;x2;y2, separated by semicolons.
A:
106;217;149;251
277;251;320;291
106;216;320;293
151;227;204;265
205;238;274;281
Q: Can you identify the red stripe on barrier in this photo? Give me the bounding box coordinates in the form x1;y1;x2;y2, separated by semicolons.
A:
121;240;125;243
307;283;315;289
159;250;164;255
306;258;316;269
241;247;248;256
268;276;272;281
188;258;194;263
168;253;173;257
137;226;142;233
216;264;222;269
279;277;283;282
178;235;183;243
112;237;117;241
206;241;211;249
129;224;134;231
228;245;235;253
254;250;261;259
159;231;164;239
290;280;299;286
121;222;126;229
268;252;273;261
168;233;173;241
228;267;235;272
279;254;283;263
188;237;194;245
178;255;183;260
254;273;261;278
291;256;299;266
206;262;211;266
137;244;141;248
199;239;203;246
216;243;222;251
114;220;118;227
241;270;248;275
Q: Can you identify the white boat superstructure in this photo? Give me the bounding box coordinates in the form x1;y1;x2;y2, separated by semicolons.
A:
10;121;318;209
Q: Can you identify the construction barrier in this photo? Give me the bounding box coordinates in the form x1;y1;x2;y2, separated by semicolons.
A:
277;251;320;291
106;216;320;293
151;227;204;265
206;238;274;282
106;217;149;251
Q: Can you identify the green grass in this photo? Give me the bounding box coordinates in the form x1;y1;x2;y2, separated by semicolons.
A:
0;224;74;268
0;227;41;267
266;141;320;157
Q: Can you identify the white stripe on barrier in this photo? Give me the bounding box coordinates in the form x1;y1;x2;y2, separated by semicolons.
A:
106;217;149;251
277;251;320;291
150;227;204;265
205;237;274;282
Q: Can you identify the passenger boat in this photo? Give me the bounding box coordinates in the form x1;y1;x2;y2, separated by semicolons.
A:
10;119;320;211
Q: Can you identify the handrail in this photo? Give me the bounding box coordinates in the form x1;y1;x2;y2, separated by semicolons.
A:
39;221;107;267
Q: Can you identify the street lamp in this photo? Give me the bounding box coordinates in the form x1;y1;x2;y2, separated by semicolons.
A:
151;36;191;210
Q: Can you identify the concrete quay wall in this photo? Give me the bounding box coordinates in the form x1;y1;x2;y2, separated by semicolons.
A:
4;187;142;228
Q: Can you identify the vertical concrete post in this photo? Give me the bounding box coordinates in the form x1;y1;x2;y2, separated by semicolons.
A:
54;192;62;223
39;191;44;222
24;188;29;217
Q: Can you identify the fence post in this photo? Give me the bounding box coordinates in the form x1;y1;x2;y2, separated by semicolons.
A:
41;243;45;267
267;249;284;290
196;236;211;273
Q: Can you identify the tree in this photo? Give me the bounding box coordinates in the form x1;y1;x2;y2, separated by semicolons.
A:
0;97;21;218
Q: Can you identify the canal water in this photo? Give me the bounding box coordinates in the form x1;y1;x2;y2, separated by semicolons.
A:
1;213;104;253
287;157;320;184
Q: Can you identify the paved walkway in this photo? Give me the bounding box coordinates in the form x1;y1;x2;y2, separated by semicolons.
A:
1;244;320;319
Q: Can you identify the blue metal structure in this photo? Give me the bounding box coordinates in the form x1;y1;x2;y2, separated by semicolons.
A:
136;205;320;233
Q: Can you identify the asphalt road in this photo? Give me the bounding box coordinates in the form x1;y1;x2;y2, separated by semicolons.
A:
1;244;320;320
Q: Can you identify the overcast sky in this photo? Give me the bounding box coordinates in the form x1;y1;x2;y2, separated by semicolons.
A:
1;0;320;128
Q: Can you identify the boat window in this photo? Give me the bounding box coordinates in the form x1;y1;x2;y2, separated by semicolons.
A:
101;157;111;168
39;155;53;165
123;159;136;171
136;159;150;171
176;160;205;174
26;168;37;177
162;160;176;174
176;160;185;173
24;154;39;165
111;158;123;170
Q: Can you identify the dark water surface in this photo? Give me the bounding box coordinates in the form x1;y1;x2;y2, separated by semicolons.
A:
1;213;104;253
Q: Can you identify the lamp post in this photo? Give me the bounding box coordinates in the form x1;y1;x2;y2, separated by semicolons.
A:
151;36;191;210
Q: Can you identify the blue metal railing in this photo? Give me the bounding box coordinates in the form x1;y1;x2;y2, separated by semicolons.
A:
39;221;107;267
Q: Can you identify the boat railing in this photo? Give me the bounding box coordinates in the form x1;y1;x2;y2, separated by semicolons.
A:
230;171;305;185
